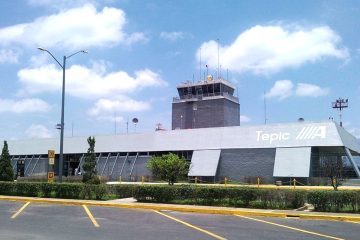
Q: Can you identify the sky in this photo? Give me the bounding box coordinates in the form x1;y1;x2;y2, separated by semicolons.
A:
0;0;359;140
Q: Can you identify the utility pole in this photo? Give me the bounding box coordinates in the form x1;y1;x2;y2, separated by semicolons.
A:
332;98;348;127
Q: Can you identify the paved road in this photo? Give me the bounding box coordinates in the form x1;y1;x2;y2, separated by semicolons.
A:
0;200;358;240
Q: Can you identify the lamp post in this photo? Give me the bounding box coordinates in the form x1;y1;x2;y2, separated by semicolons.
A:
38;47;87;182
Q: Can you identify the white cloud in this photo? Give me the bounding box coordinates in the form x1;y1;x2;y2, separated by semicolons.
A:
17;62;167;99
27;0;98;9
0;98;51;113
265;80;294;100
266;80;329;100
0;49;19;64
198;25;348;75
160;31;185;41
0;4;145;50
25;124;53;138
88;97;151;120
295;83;329;97
240;115;251;123
349;128;360;138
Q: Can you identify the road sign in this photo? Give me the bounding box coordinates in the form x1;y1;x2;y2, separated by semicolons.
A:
48;150;55;158
48;172;54;183
48;150;55;165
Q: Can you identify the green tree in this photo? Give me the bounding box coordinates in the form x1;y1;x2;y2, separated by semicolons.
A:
322;156;344;191
0;141;14;181
147;153;190;185
82;136;100;184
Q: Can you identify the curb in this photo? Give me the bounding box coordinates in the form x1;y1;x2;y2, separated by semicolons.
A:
1;195;360;223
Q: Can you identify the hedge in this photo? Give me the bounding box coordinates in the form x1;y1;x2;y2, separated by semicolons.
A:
133;185;307;209
0;182;132;200
0;182;359;212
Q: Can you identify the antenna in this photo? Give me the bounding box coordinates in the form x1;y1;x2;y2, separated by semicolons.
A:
126;117;129;134
132;117;139;132
71;121;74;137
114;111;117;135
199;47;202;81
332;98;348;127
206;64;208;79
264;91;268;124
217;38;220;79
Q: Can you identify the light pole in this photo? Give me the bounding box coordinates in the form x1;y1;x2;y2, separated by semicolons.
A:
38;47;87;182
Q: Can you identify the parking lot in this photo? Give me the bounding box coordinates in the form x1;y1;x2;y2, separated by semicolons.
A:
0;200;358;240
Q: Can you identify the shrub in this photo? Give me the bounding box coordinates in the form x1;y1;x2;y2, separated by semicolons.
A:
307;190;360;212
0;182;359;213
147;153;190;185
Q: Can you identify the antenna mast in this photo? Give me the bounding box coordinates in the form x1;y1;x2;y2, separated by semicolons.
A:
114;111;117;135
199;47;202;81
264;91;268;124
217;38;220;79
332;98;348;127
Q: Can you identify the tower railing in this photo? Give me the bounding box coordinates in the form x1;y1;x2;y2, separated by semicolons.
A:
173;91;238;103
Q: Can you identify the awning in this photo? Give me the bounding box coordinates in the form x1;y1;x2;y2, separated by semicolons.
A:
188;149;221;177
273;147;311;177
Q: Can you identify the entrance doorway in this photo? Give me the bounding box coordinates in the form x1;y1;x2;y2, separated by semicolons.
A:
65;154;81;176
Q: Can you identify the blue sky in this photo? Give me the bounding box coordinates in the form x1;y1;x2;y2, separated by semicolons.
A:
0;0;359;140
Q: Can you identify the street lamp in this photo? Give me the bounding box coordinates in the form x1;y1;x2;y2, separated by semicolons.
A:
38;47;87;182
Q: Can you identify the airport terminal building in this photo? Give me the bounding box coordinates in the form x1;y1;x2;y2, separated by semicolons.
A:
6;78;360;183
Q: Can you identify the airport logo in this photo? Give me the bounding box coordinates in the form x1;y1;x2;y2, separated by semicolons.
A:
256;126;327;144
296;126;326;140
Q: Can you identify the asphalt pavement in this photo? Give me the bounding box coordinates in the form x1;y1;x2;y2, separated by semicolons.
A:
0;199;359;240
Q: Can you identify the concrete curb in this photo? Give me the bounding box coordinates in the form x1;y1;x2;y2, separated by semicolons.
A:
1;195;360;223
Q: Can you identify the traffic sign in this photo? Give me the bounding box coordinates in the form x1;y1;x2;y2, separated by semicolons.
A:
48;150;55;165
48;150;55;158
48;172;54;183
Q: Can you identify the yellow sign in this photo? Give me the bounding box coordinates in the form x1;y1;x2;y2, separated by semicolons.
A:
48;172;54;183
48;150;55;165
48;150;55;159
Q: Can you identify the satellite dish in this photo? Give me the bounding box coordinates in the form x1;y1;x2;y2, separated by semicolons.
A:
132;118;138;124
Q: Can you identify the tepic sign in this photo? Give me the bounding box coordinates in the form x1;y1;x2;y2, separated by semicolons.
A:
256;131;290;144
256;126;327;144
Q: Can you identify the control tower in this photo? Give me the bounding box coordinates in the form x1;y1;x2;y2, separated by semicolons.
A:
172;75;240;129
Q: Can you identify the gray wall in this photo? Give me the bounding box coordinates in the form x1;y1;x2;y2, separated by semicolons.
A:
172;98;240;129
218;148;276;183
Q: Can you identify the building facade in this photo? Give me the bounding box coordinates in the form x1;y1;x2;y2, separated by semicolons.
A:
7;121;360;183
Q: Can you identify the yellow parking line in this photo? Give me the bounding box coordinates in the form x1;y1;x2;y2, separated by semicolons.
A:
345;220;360;225
82;205;100;228
11;202;30;219
153;210;227;240
235;215;344;240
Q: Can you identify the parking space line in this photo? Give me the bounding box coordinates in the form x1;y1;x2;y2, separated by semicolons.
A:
11;201;30;219
82;205;100;228
345;220;360;225
235;215;344;240
153;210;227;240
